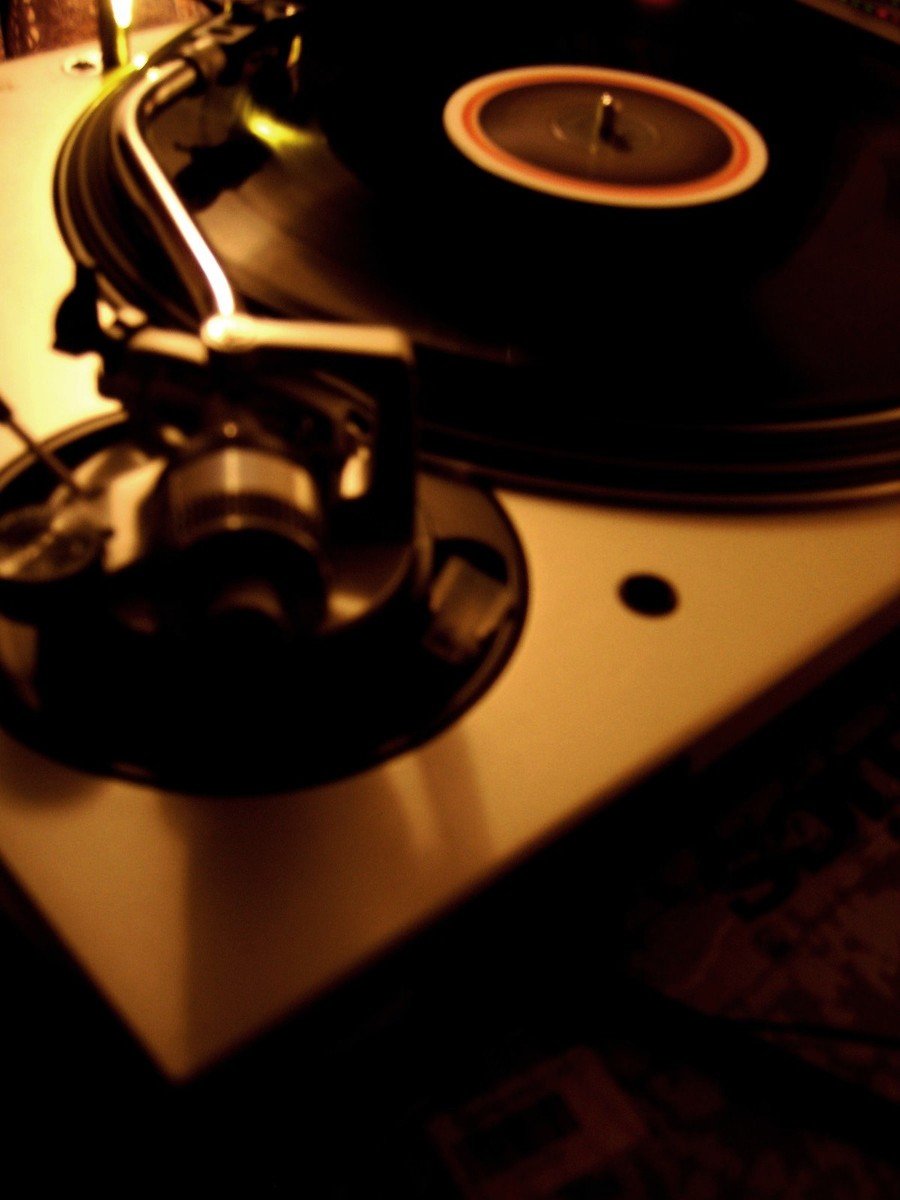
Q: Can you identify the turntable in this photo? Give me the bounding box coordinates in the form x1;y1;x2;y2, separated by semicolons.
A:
0;0;897;1092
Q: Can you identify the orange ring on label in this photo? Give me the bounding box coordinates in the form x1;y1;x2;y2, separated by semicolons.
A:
443;65;768;208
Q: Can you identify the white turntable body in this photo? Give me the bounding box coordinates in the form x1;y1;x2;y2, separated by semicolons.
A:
0;31;897;1080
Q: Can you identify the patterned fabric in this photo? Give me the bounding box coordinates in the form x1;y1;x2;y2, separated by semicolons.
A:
0;0;205;58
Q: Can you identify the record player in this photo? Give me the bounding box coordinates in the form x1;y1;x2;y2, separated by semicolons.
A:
0;0;898;1091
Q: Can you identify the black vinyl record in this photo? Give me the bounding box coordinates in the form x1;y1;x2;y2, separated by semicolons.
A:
54;0;900;503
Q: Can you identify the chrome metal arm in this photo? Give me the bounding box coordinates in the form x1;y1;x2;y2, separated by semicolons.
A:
111;57;239;320
109;39;413;365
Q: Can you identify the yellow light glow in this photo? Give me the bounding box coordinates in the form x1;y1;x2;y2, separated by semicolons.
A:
287;35;303;68
242;106;318;154
112;0;133;30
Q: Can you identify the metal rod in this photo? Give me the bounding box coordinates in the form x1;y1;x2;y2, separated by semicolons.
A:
98;0;133;72
0;395;88;497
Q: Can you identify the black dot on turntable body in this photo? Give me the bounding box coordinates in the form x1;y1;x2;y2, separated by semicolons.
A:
619;573;679;617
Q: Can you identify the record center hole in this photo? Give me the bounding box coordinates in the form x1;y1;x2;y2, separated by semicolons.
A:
619;573;678;617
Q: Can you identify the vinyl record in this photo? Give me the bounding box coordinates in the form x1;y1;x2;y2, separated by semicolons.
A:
54;0;900;503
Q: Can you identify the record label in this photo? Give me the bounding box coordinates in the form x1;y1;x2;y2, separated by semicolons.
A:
443;65;768;208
